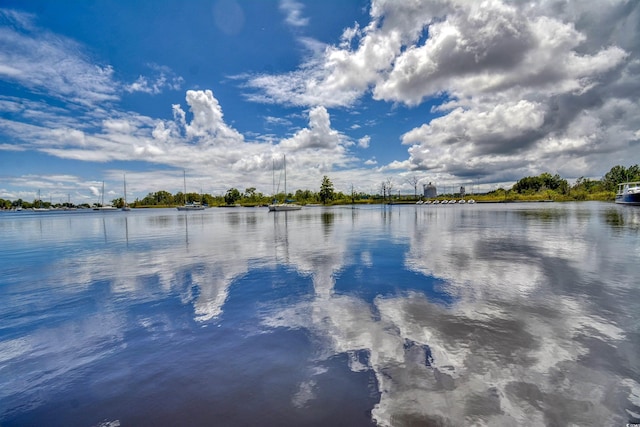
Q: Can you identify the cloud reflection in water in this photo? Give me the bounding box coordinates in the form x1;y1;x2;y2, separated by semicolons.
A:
0;204;638;426
262;204;639;426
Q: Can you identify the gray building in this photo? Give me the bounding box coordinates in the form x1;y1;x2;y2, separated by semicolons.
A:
423;182;437;198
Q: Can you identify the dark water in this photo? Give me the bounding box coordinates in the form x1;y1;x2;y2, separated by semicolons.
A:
1;203;638;426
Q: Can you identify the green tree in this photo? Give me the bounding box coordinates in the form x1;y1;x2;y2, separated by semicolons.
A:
244;187;257;201
140;193;155;205
513;176;541;193
156;190;174;205
513;172;568;194
224;188;241;205
319;176;335;205
603;164;640;190
295;189;315;203
571;176;605;199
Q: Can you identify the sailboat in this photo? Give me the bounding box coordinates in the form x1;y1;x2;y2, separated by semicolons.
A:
93;181;118;211
268;155;302;212
122;174;131;211
32;189;50;212
177;170;205;211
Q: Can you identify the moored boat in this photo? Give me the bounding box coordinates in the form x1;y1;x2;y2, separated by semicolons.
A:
177;201;205;211
93;181;118;210
268;155;301;212
177;170;205;211
268;203;302;211
615;181;640;205
32;190;50;212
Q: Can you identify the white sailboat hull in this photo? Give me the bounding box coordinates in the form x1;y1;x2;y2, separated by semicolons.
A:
177;204;205;211
268;203;302;211
269;155;302;212
176;170;205;211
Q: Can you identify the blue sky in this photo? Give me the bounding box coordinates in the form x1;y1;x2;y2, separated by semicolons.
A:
1;0;639;204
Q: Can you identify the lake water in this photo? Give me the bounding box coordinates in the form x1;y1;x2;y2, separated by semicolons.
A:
1;202;639;426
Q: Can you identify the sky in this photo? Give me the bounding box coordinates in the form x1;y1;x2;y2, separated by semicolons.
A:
1;0;639;205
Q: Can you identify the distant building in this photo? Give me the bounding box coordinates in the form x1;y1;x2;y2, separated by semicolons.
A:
423;182;437;198
459;186;465;197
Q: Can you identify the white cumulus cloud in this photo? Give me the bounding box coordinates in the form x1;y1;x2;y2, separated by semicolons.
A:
280;106;343;150
243;0;640;183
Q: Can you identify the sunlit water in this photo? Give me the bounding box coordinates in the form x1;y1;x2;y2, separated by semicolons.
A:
1;203;639;426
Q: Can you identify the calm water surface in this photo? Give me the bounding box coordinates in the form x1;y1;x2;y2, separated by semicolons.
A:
1;203;639;426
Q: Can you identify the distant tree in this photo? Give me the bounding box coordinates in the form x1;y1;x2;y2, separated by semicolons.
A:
513;172;568;194
159;190;175;205
139;193;152;205
603;165;627;190
244;187;256;201
385;178;394;200
319;176;335;205
573;177;602;192
513;176;539;193
112;197;124;208
603;164;640;191
406;175;420;199
380;181;387;201
295;189;315;203
224;188;241;205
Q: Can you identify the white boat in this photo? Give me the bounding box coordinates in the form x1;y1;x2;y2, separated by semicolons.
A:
268;155;301;212
615;181;640;205
122;174;131;211
177;202;205;211
269;203;302;211
93;182;118;210
32;189;50;211
177;170;205;211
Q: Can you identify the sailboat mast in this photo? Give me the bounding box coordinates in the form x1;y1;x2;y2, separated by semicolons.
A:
183;170;187;204
102;181;105;206
284;154;287;197
123;174;127;205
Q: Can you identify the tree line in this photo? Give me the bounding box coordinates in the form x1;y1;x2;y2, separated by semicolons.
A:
1;165;639;209
131;175;342;207
506;165;639;201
